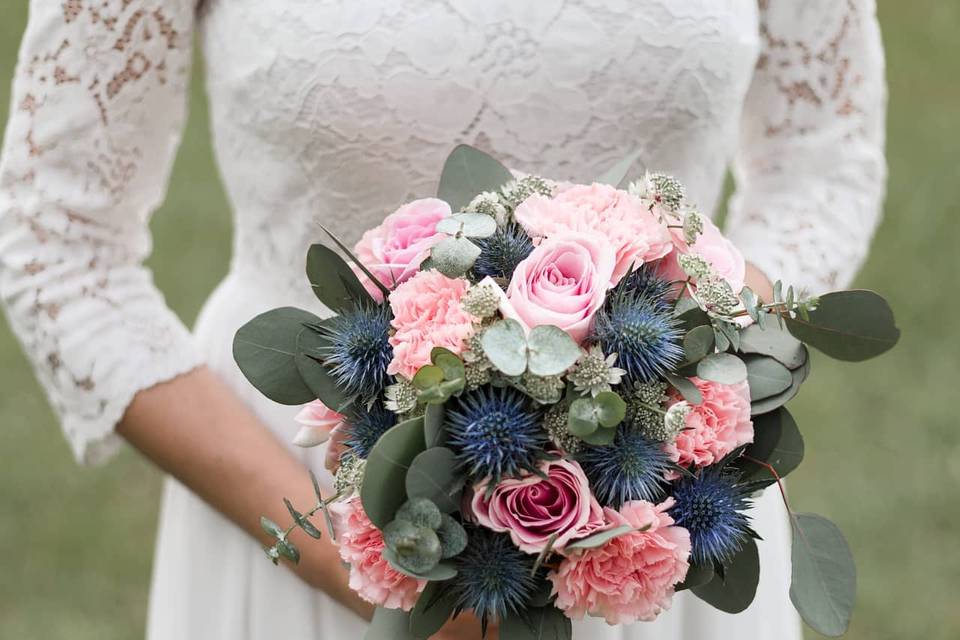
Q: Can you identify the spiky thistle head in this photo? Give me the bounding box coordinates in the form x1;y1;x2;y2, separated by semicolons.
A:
317;304;393;401
669;466;755;567
577;426;672;508
617;264;676;308
445;386;547;482
450;526;538;627
341;401;396;459
471;221;534;281
592;283;684;383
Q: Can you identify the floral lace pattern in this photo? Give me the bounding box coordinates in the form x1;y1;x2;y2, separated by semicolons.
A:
0;0;885;464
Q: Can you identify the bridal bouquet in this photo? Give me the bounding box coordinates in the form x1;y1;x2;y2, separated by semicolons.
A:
233;146;899;639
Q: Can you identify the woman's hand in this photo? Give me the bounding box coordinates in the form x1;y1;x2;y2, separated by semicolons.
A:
744;262;775;304
432;612;498;640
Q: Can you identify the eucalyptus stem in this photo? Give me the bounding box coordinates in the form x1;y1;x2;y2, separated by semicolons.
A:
281;489;347;540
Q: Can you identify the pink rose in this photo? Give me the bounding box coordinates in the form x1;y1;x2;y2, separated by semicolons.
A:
353;198;451;290
387;270;476;379
292;400;345;448
514;183;672;284
469;459;605;554
661;217;746;293
329;497;426;611
505;232;616;343
665;377;754;468
549;498;691;624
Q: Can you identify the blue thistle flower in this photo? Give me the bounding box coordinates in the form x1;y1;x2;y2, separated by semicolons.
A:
451;526;537;626
317;304;393;401
617;265;676;309
342;402;396;459
577;427;672;508
445;387;546;482
471;222;534;280
592;285;684;383
669;466;754;567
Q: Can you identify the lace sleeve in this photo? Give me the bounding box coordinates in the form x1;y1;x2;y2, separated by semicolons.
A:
0;0;201;465
726;0;887;294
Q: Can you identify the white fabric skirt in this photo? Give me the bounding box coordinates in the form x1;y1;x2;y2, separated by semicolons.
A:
144;272;802;639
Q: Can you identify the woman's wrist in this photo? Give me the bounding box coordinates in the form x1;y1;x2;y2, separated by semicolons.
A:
744;262;775;303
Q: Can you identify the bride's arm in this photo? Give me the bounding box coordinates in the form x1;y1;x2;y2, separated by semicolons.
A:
0;0;367;616
727;0;887;295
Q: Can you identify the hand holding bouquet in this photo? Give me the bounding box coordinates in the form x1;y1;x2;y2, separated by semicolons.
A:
234;146;899;639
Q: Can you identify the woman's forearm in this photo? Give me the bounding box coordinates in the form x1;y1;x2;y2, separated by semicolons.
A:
117;366;373;620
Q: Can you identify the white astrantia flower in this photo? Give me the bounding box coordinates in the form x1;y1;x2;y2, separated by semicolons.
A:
682;209;705;244
663;401;693;439
678;253;712;279
384;380;418;414
569;345;627;397
696;275;740;315
465;191;507;222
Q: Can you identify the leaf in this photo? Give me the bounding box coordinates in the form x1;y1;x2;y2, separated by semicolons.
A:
738;407;805;486
481;319;529;376
305;243;374;314
676;305;711;333
412;365;445;390
383;547;458;580
233;307;322;405
294;323;351;412
283;498;321;539
565;525;634;551
750;352;810;416
431;348;466;383
784;290;900;362
578;426;616;446
260;516;283;539
692;537;760;613
527;325;581;376
790;513;857;637
366;607;417;640
567;397;599;437
593;391;627;428
276;539;301;564
437;144;514;211
744;355;793;401
318;224;391;298
360;416;427;529
665;373;703;405
500;606;573;640
409;582;457;638
436;514;468;558
424;403;447;448
676;563;714;591
696;353;748;385
435;212;498;238
739;315;806;369
683;325;716;363
405;447;465;514
594;149;643;188
431;235;481;278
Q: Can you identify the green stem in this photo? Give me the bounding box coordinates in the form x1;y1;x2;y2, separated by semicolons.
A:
282;490;347;539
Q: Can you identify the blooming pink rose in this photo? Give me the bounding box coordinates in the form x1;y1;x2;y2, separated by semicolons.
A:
514;183;672;284
329;497;426;611
665;377;754;468
292;400;345;448
353;198;451;290
387;270;476;379
661;217;746;293
549;498;690;624
469;459;605;554
505;232;616;343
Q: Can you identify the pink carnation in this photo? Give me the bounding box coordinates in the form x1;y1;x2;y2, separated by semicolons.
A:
513;183;672;284
549;498;690;624
469;459;605;554
387;270;476;379
353;198;451;291
665;377;754;468
292;400;345;448
328;497;425;611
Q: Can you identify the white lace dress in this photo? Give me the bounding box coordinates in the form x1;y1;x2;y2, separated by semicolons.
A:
0;1;886;638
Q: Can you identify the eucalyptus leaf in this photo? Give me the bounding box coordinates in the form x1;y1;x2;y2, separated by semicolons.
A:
409;582;458;638
750;352;810;416
436;514;468;559
436;212;498;238
305;243;374;313
431;235;482;278
790;513;857;637
294;324;351;412
784;290;899;362
692;537;760;613
565;525;633;551
739;316;806;369
593;391;627;428
361;416;427;529
276;539;301;564
744;355;793;401
260;516;283;539
233;307;323;405
481;319;529;376
405;447;465;514
683;325;716;363
738;408;804;486
665;373;703;405
383;547;459;581
594;149;643;188
501;607;573;640
383;520;443;574
412;365;445;390
431;348;466;382
578;426;617;446
567;398;600;437
696;353;748;385
676;563;714;591
395;497;443;531
318;224;392;298
437;144;514;211
424;403;447;448
527;325;581;376
676;305;711;333
366;607;417;640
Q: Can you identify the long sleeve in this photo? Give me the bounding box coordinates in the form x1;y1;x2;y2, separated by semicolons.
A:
726;0;887;295
0;0;202;465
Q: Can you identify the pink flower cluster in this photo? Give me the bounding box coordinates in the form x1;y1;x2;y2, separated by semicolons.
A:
666;377;754;468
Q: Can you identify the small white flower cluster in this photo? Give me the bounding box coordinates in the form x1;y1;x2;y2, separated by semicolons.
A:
384;380;418;414
662;401;693;440
697;276;740;315
628;172;686;214
627;381;669;438
682;209;705;244
543;404;581;454
569;345;626;396
462;281;501;318
500;174;553;207
519;372;565;404
465;191;508;222
334;454;367;495
678;253;712;279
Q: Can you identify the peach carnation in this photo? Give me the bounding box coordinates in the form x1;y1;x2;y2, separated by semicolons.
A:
549;498;690;624
387;270;476;379
328;497;425;611
665;377;754;468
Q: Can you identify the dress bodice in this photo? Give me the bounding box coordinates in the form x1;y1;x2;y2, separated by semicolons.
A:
0;0;886;463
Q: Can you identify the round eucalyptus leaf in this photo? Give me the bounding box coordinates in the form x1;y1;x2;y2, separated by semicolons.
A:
676;563;714;592
383;547;458;581
413;365;445;390
750;353;810;416
593;391;627;428
431;235;482;278
790;513;857;637
383;520;443;574
437;144;514;212
665;373;703;405
567;398;599;437
527;325;581;376
294;324;351;412
683;325;716;363
696;353;748;385
481;319;529;376
692;537;759;613
395;497;443;531
367;607;416;640
405;448;465;514
436;212;498;239
305;243;375;314
431;347;466;382
436;514;468;559
744;355;793;401
424;403;447;448
738;408;804;487
579;425;617;446
785;290;899;362
360;416;427;529
739;318;806;369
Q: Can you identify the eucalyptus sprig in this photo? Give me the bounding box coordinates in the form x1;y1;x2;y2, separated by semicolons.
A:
261;471;346;565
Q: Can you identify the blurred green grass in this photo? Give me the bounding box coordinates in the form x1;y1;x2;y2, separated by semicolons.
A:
1;2;957;638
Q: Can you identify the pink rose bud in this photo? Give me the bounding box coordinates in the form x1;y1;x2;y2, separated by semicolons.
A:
292;400;345;448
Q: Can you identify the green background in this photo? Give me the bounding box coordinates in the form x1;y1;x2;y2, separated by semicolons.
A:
1;3;957;638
